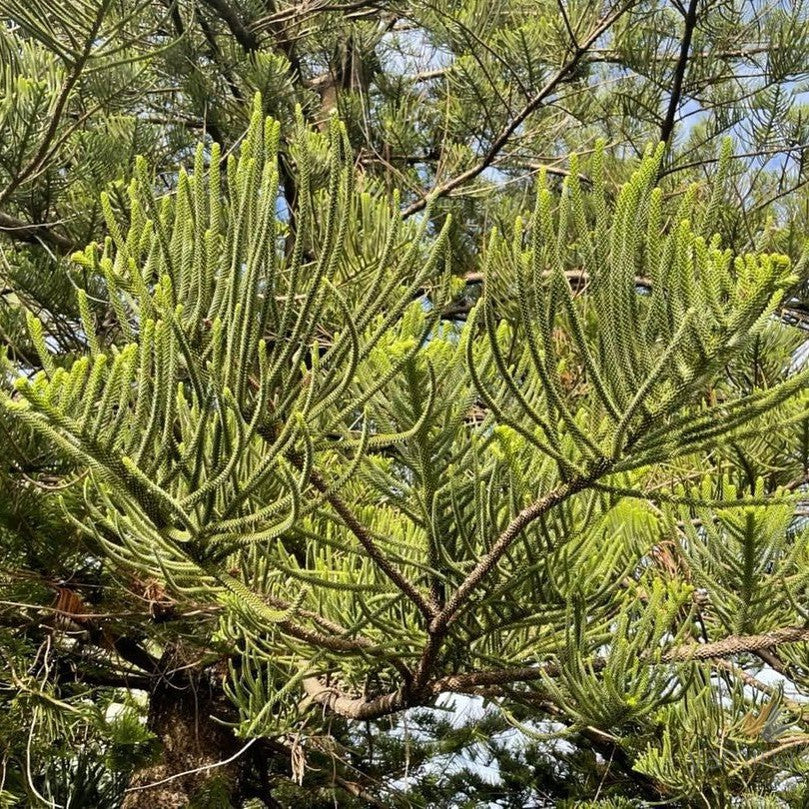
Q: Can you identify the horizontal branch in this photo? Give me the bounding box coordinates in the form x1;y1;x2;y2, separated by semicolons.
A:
302;676;407;719
448;269;809;330
662;626;809;661
0;211;74;252
302;624;809;720
460;268;650;288
251;0;385;32
62;667;152;691
430;658;606;693
589;44;776;64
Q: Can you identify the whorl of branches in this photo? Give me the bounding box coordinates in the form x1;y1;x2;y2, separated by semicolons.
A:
3;97;809;736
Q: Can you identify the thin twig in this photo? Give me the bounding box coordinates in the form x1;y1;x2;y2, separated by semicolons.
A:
0;212;74;252
123;738;257;793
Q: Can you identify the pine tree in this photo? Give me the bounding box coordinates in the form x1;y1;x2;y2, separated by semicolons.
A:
3;2;809;807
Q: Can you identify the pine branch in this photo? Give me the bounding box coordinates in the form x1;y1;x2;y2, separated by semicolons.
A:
589;44;777;64
332;776;390;809
401;1;636;218
0;211;74;252
275;609;413;683
454;268;809;330
199;0;260;51
303;624;809;720
661;143;809;179
251;0;387;32
0;0;111;208
662;626;809;662
659;0;699;147
532;696;666;801
57;665;152;691
303;463;436;623
429;462;609;636
430;659;607;693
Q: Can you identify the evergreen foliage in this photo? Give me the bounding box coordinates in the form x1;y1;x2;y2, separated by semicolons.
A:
3;1;809;806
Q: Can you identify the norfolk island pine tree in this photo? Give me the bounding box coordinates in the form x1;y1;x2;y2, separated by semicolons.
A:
4;1;809;806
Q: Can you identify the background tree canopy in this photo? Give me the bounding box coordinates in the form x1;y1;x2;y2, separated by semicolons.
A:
3;1;809;807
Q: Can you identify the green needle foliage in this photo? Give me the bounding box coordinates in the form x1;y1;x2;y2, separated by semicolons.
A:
4;0;809;806
4;88;809;804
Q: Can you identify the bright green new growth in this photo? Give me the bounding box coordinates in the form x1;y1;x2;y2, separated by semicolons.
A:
4;96;809;796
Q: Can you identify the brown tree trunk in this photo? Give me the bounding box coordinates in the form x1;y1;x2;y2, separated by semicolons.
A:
123;647;249;808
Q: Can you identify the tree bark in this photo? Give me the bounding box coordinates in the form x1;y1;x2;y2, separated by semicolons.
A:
122;648;249;808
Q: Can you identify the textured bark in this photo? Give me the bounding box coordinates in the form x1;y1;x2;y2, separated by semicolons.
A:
123;648;247;808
